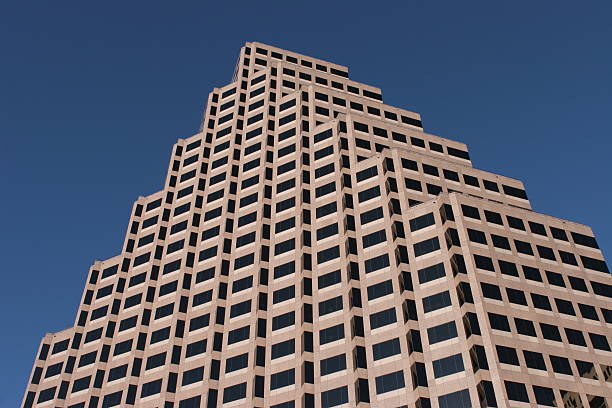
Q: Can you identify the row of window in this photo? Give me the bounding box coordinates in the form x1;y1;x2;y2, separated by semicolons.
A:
461;203;603;253
28;379;610;408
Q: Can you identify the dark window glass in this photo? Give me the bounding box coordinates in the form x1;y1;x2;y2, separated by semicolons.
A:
423;291;451;312
433;353;465;378
427;321;458;344
375;370;405;394
523;350;546;370
372;338;401;360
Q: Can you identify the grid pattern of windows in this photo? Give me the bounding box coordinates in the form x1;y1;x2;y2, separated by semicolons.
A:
21;42;611;408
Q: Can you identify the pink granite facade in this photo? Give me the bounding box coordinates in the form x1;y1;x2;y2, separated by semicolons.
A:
21;43;612;408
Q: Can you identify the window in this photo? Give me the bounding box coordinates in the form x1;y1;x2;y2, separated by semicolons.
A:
179;396;201;408
108;365;128;382
409;213;435;231
439;389;471;408
555;298;575;316
372;338;401;360
155;303;174;319
367;280;393;300
141;379;162;397
369;308;397;329
271;368;295;390
363;229;387;248
319;296;343;316
271;339;295;359
514;318;536;336
537;245;556;261
223;382;246;403
418;262;446;284
483;179;499;192
467;229;487;244
463;174;479;187
318;269;341;289
505;381;529;403
461;204;480;219
44;362;62;378
405;177;422;191
522;265;542;282
273;285;295;304
146;352;166;370
540;323;562;342
150;327;170;344
550;226;568;241
488;313;510;332
274;261;295;279
423;164;439;177
499;260;518;276
365;253;390;273
413;237;440;257
193;289;213;307
230;300;251;318
275;238;295;255
78;351;97;367
232;275;253;293
423;291;451;312
228;326;249;344
575;360;597;379
320;323;344;345
428;321;458;344
360;207;384;225
484;210;503;225
316;201;336;218
507;216;525;230
113;339;132;356
533;385;556;407
189;314;210;331
550;355;572;375
506;288;527;305
375;370;405;394
496;345;519;365
528;221;547;236
443;169;459;181
514;240;533;255
545;270;565;287
317;246;340;264
272;311;294;330
411;136;425;147
356;166;378;182
565;328;587;346
503;185;528;199
358;186;381;202
186;339;206;358
481;282;502;300
182;366;204;385
225;354;248;373
531;293;552;311
523;350;546;370
589;332;611;351
572;232;600;249
581;255;609;273
320;354;346;376
474;255;494;271
321;386;349;408
491;234;511;250
433;353;464;378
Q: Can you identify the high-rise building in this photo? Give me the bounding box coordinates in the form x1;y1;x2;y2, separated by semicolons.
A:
22;42;612;408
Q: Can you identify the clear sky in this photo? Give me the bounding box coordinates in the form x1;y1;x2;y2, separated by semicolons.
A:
1;0;611;404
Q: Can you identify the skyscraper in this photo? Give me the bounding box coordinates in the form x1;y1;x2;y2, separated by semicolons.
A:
22;42;612;408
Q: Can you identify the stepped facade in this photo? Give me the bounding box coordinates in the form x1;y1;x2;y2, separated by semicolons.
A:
22;42;612;408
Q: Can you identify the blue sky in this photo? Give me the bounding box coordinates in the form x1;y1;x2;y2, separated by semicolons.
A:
1;1;611;404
